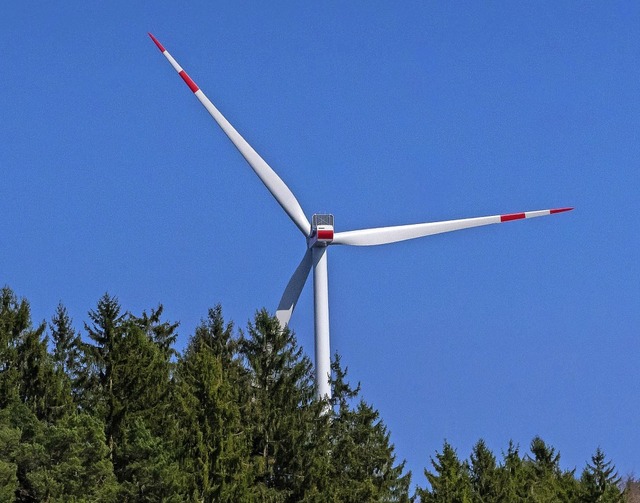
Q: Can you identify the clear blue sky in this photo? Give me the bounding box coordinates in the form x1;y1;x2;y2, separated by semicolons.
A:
2;1;638;484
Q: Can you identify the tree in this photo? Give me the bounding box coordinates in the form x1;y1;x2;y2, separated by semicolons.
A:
580;447;623;503
0;287;32;409
132;304;179;361
239;309;319;501
82;292;125;458
82;295;186;498
49;303;83;407
469;439;500;503
328;355;410;502
0;402;119;502
417;440;472;503
174;304;252;501
499;441;528;501
527;436;579;502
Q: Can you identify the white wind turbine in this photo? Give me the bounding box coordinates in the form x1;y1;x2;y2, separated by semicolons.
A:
149;33;572;401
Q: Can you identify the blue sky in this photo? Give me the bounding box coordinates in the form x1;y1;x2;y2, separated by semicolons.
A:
2;1;639;484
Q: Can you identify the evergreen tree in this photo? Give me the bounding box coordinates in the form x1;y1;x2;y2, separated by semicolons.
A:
0;288;70;423
133;304;179;361
580;447;623;503
49;303;83;406
0;287;32;409
328;355;410;502
0;408;20;501
499;441;528;501
14;315;49;419
527;436;579;502
174;304;252;501
82;295;186;498
1;402;119;502
239;309;318;501
112;318;185;499
417;441;472;503
469;439;501;503
116;415;186;502
82;292;125;458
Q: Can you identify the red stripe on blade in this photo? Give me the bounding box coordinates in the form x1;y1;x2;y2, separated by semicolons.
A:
148;33;165;53
179;70;199;93
550;207;574;214
500;212;526;222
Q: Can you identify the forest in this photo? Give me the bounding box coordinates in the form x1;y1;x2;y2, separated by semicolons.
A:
0;285;634;502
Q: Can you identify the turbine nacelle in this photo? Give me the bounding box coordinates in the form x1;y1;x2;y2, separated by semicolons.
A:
308;214;334;248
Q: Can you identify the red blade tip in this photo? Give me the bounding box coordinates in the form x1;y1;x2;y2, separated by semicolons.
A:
550;207;574;214
148;33;165;53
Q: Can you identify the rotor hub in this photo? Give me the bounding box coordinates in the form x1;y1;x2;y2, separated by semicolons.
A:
309;214;334;247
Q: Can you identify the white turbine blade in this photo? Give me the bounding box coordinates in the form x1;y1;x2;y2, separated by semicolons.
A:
276;249;313;327
149;33;311;237
332;207;573;246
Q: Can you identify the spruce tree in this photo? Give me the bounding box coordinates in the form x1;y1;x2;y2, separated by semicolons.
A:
417;440;472;503
49;303;83;407
112;318;185;499
469;439;500;503
0;288;70;423
527;436;579;502
0;287;32;409
82;295;186;497
82;292;125;458
580;447;623;503
239;309;317;501
329;355;410;502
499;441;528;501
174;304;252;501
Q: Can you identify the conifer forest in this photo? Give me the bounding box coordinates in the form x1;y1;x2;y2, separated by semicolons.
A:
0;286;635;502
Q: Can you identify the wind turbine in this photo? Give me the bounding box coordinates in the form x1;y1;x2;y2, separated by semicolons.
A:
149;33;572;401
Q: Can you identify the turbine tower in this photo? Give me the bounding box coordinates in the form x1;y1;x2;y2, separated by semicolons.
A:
149;34;572;401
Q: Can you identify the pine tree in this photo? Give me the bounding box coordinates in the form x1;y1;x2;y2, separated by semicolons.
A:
133;304;179;361
239;309;318;501
1;402;120;502
0;287;31;409
82;294;185;498
526;436;578;502
111;317;185;499
174;304;252;501
82;292;125;459
0;407;20;501
328;355;410;502
499;441;528;501
0;288;71;423
49;303;83;407
469;439;501;502
417;440;472;503
580;447;623;503
38;412;119;502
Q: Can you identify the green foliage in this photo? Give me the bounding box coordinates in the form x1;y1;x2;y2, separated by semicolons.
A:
49;303;83;408
0;402;118;502
240;309;320;500
418;441;472;503
328;355;411;502
416;439;623;503
0;287;626;502
174;304;252;501
580;447;623;503
469;439;500;503
0;287;29;409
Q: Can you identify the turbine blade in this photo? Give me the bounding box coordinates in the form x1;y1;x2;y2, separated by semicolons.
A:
332;207;573;246
149;33;311;237
276;249;313;327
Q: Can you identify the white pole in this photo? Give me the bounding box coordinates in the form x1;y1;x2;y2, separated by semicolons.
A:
312;246;332;401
